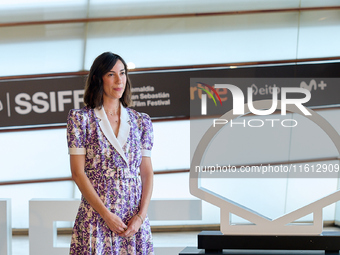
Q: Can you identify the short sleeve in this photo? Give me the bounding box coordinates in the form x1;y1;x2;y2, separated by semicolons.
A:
67;109;87;155
140;113;154;157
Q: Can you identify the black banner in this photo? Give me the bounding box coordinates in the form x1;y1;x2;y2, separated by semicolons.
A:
1;62;340;129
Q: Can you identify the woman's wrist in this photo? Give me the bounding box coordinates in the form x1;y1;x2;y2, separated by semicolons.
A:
138;208;147;219
136;213;144;223
100;208;112;222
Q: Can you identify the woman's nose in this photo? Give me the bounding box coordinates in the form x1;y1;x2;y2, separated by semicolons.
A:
115;74;122;83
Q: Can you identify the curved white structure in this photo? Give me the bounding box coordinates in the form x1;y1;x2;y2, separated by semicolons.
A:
190;100;340;235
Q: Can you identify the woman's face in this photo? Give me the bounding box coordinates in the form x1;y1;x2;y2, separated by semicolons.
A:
102;60;126;101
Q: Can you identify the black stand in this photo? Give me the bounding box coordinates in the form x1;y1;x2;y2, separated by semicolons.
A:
179;231;340;255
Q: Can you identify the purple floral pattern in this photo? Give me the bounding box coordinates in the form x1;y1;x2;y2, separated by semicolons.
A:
67;106;154;254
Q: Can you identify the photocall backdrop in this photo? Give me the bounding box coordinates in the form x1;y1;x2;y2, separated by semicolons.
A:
0;62;340;130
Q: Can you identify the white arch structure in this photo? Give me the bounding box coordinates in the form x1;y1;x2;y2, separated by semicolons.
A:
190;100;340;235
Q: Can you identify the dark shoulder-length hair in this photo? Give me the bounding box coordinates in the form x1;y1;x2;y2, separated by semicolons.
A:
84;52;132;108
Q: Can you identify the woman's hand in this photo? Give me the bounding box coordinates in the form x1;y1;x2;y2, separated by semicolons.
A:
103;211;128;235
119;214;143;237
118;156;153;238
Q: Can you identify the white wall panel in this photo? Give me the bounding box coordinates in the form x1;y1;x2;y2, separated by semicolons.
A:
289;112;339;161
0;1;339;77
0;129;69;181
89;0;300;18
201;178;287;222
85;12;299;69
285;178;338;221
153;173;192;199
152;120;190;171
0;0;88;23
0;24;85;76
298;10;340;59
301;0;340;7
316;109;340;133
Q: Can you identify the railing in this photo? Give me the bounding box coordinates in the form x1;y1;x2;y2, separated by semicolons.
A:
1;6;340;28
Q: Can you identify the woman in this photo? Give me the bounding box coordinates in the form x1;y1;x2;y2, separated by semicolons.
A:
67;52;154;254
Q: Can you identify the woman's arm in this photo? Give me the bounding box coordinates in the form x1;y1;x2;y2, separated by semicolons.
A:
120;156;153;237
138;156;154;219
70;154;127;234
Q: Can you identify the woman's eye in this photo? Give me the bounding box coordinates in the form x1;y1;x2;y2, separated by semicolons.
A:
120;72;125;76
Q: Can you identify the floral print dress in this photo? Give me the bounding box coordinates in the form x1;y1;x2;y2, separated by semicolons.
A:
67;105;154;254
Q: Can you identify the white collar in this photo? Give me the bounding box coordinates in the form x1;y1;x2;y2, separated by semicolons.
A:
94;104;130;165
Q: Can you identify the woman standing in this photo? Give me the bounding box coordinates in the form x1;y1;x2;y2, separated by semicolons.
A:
67;52;154;254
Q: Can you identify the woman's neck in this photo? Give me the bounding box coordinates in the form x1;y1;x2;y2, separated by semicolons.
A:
103;99;120;116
